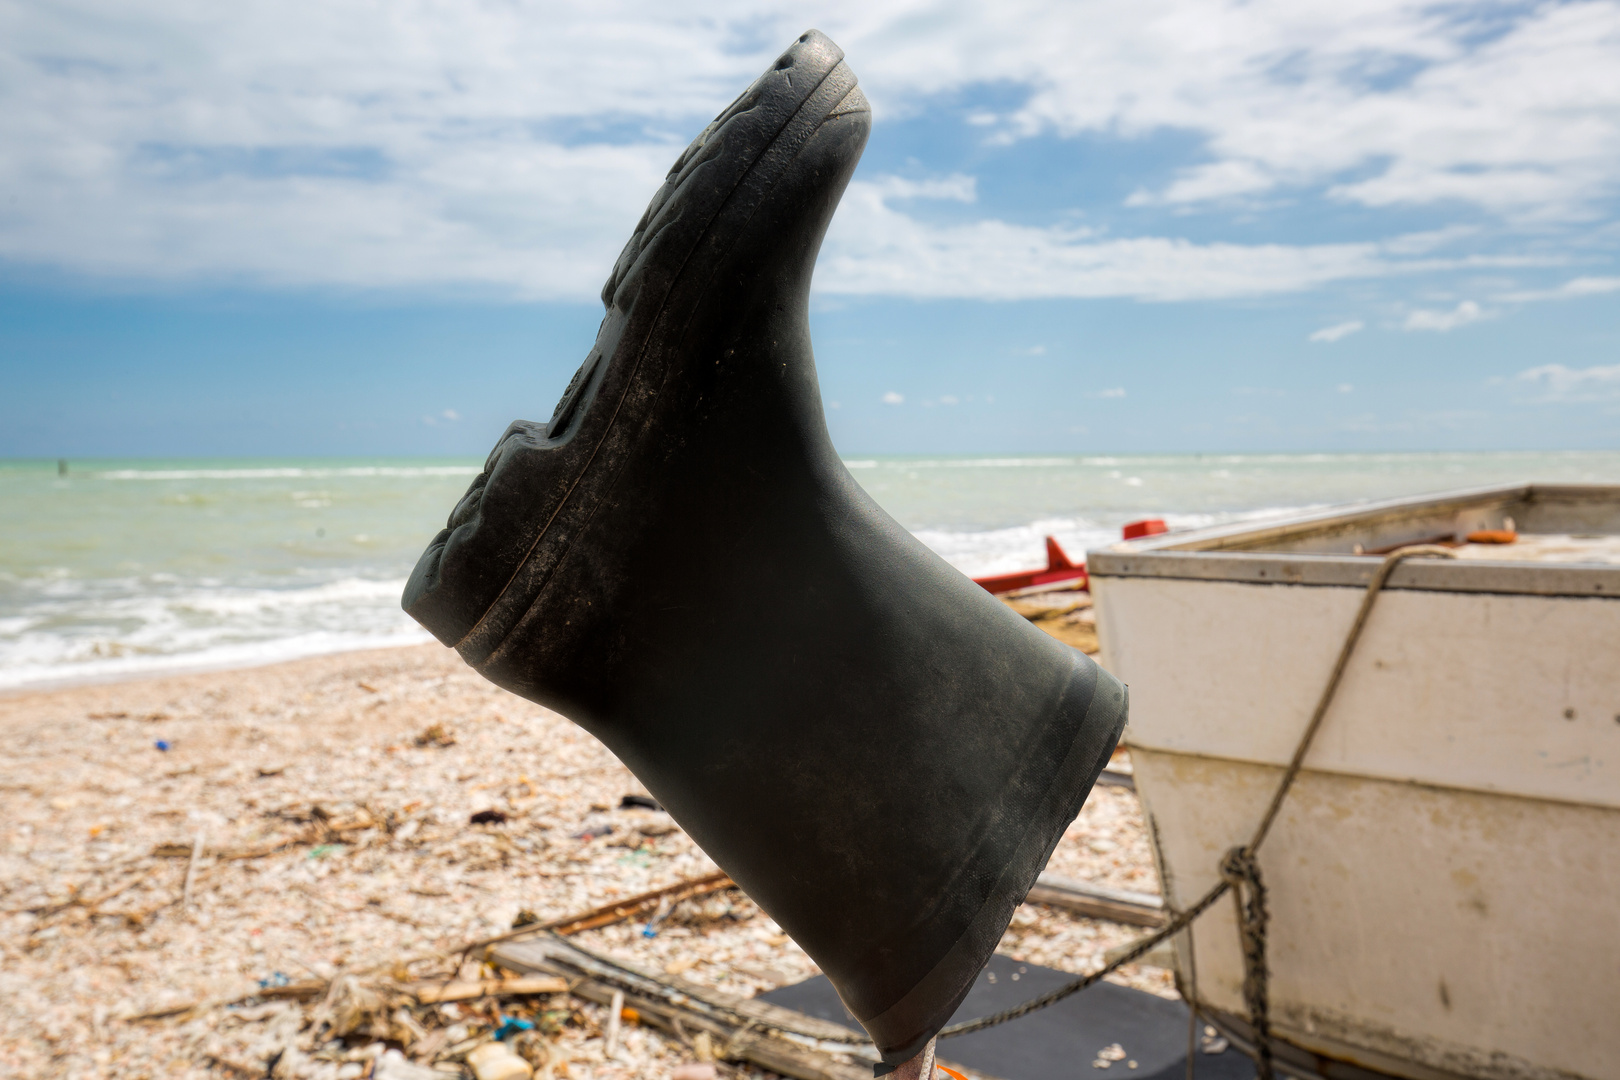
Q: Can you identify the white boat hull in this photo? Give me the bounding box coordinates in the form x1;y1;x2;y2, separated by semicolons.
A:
1089;484;1620;1080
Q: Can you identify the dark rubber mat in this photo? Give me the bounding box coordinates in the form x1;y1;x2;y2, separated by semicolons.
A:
760;953;1255;1080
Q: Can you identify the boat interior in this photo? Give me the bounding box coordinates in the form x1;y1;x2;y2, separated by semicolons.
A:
1120;482;1620;563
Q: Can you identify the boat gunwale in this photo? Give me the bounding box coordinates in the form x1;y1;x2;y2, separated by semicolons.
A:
1088;482;1620;597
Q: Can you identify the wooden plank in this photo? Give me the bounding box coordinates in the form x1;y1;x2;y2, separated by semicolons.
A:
412;976;568;1003
1024;874;1165;927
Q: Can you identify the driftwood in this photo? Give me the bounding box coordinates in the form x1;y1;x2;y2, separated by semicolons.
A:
411;976;568;1004
1025;874;1165;927
465;870;736;954
492;935;875;1080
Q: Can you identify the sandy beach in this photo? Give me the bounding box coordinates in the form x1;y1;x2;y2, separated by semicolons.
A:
1;641;1165;1080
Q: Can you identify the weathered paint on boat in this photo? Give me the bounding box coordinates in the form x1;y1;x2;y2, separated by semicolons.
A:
1087;483;1620;1080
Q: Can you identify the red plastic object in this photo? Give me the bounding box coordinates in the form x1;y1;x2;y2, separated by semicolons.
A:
1121;518;1168;540
972;536;1088;595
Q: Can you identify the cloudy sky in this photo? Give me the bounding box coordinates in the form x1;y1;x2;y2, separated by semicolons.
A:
3;0;1618;456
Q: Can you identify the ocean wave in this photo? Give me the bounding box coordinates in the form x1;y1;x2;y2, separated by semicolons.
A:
912;505;1311;577
0;628;434;691
0;575;426;690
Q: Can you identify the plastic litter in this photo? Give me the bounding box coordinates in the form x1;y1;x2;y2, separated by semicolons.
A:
469;809;509;825
154;740;171;752
492;1013;534;1041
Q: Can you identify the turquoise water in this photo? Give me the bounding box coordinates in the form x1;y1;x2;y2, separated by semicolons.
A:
4;451;1618;688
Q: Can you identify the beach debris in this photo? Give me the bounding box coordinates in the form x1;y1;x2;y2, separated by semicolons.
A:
638;820;679;837
412;976;567;1004
604;988;626;1058
373;1048;444;1080
1122;519;1167;540
1466;528;1518;544
493;1012;536;1041
1026;875;1165;927
1200;1025;1230;1054
415;723;457;747
467;1040;534;1080
1092;1042;1128;1068
154;739;172;751
492;935;874;1080
470;809;510;825
468;871;737;952
619;794;663;811
2;644;1167;1078
181;830;206;908
508;1029;552;1071
671;1065;718;1080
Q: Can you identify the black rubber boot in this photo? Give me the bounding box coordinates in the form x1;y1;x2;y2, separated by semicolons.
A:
404;30;1127;1067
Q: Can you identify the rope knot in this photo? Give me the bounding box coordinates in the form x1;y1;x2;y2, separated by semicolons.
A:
1220;845;1257;885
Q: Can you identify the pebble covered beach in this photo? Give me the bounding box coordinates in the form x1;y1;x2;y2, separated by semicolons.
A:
1;636;1168;1080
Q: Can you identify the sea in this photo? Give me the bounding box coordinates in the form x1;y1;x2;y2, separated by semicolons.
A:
4;451;1618;690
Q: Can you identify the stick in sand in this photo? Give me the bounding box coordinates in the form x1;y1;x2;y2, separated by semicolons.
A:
181;830;206;908
605;988;625;1060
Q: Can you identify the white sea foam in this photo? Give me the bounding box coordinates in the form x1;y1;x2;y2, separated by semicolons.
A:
0;575;428;690
911;507;1306;577
0;628;433;691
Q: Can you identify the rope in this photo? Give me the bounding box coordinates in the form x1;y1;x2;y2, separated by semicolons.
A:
1207;544;1453;1079
1220;847;1271;1079
937;876;1231;1037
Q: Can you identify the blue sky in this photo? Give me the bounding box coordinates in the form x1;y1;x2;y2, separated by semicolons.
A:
2;0;1618;457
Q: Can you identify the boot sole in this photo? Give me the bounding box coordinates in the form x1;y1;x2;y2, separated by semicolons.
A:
404;30;869;656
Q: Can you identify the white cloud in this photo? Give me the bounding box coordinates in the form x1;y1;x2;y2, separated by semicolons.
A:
1498;276;1620;303
940;394;959;405
441;409;461;421
1310;320;1365;343
881;391;905;405
1127;160;1275;207
1513;363;1620;402
1403;300;1490;331
867;173;978;203
820;184;1549;300
0;0;1615;296
1335;383;1354;394
1091;387;1127;399
963;1;1620;222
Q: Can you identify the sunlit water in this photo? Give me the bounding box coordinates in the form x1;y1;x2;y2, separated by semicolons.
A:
4;451;1617;689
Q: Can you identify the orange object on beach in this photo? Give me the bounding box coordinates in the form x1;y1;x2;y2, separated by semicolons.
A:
1466;529;1518;544
971;536;1087;594
1121;518;1168;540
